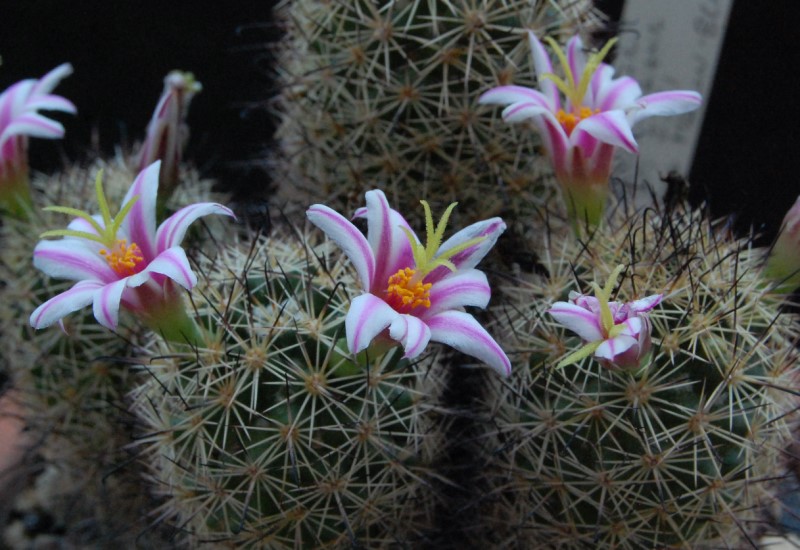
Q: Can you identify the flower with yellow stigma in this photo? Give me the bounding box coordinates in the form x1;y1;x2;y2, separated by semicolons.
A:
479;32;702;231
307;190;511;376
548;265;662;370
30;161;234;343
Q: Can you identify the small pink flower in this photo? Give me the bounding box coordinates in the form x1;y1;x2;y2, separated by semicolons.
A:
0;63;76;215
307;190;511;376
479;32;701;229
30;161;234;342
764;194;800;293
138;71;201;197
548;266;662;369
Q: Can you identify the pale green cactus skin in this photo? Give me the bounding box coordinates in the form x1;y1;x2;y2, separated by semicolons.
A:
271;0;601;226
487;203;800;548
130;228;441;548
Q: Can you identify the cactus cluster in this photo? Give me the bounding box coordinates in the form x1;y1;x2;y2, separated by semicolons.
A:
129;225;442;547
485;201;800;548
270;0;601;226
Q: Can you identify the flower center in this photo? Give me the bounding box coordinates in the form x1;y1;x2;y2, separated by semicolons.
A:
556;106;597;135
386;267;432;311
100;239;144;277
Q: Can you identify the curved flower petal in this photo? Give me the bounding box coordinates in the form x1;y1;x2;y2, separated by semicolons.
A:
364;190;415;292
593;71;643;112
427;310;511;376
92;278;128;330
548;301;604;341
24;94;77;114
629;293;663;313
307;203;375;291
574;110;638;153
345;293;399;354
128;246;196;289
155;202;235;252
389;314;431;359
627;91;702;126
528;31;560;111
478;85;552;110
31;63;74;96
121;161;160;260
426;269;491;317
33;238;116;283
2;112;65;140
30;279;103;329
595;333;637;362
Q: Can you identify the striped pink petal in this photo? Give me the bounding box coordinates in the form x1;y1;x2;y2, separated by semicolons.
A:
548;301;604;342
121;161;160;260
307;203;375;291
345;293;399;354
31;63;74;96
33;238;117;283
478;85;552;110
389;314;431;359
2;112;64;140
155;202;235;252
364;190;415;293
595;333;637;362
427;310;511;377
92;278;128;330
574;110;638;153
127;246;196;290
425;269;491;317
628;91;702;126
629;294;663;313
29;279;103;329
528;31;560;111
433;218;506;278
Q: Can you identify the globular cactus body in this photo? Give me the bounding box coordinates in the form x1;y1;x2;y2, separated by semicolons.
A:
490;204;800;548
131;228;439;547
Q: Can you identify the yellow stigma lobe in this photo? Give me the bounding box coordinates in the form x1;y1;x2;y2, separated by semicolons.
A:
386;268;432;311
100;239;144;277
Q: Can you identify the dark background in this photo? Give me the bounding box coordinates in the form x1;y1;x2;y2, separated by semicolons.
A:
4;0;800;237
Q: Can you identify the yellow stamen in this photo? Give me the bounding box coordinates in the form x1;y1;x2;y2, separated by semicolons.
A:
100;239;144;277
386;267;432;311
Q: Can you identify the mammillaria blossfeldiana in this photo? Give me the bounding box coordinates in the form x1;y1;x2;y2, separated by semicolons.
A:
0;63;76;217
548;265;662;370
138;70;202;198
307;190;511;376
29;160;234;343
479;32;701;230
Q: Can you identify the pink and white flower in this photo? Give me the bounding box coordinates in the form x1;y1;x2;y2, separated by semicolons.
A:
548;266;662;370
479;32;701;228
30;161;234;343
0;63;76;216
307;190;511;376
138;71;201;197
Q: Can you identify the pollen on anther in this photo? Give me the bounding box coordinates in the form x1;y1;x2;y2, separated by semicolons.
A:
386;267;432;311
100;239;145;276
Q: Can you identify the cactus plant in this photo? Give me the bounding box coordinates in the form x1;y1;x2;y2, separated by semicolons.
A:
270;0;601;226
130;225;442;547
486;201;800;548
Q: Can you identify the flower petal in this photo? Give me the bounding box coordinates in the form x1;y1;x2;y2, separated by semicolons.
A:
627;90;702;126
548;301;604;342
24;94;77;114
593;71;643;112
307;203;375;291
426;218;506;283
574;110;638;153
478;85;552;110
364;190;415;293
33;238;116;282
29;279;103;329
427;310;511;376
389;314;431;359
155;202;235;252
31;63;74;96
128;246;196;289
426;268;491;316
629;293;663;313
528;31;560;110
121;161;160;260
3;112;65;140
595;333;637;362
345;293;399;354
92;278;128;330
